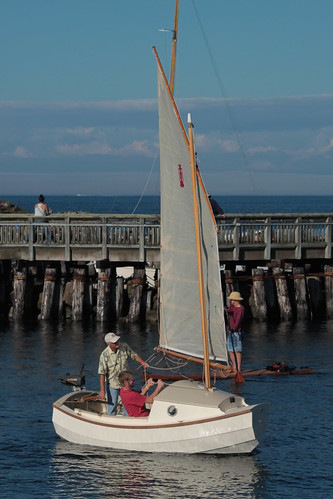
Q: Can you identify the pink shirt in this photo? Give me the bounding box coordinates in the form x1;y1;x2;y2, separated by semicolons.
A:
120;388;150;417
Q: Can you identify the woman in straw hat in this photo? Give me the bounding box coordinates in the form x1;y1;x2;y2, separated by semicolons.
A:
225;291;245;374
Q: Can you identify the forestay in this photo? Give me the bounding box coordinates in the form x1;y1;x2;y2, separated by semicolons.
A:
157;62;227;362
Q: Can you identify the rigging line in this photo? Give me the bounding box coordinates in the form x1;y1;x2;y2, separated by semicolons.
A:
132;145;159;214
191;0;264;196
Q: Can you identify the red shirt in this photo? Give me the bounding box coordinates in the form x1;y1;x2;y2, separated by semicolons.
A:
226;304;244;331
120;388;150;417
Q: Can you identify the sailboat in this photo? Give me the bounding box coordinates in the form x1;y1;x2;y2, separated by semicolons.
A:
52;42;269;453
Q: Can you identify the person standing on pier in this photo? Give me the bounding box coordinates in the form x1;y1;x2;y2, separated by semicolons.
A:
225;291;244;374
34;194;52;241
98;332;149;415
34;194;52;218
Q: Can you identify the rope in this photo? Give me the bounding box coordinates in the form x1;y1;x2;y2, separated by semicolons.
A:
132;146;159;214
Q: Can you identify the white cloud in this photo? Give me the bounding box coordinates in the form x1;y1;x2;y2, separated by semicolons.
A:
218;139;239;153
248;146;276;154
56;142;113;155
66;127;95;136
55;140;153;157
3;146;35;158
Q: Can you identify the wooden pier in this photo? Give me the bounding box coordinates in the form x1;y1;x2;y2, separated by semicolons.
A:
0;212;332;263
1;212;333;323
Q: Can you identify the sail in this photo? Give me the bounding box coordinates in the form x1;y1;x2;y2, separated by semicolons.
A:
157;57;227;362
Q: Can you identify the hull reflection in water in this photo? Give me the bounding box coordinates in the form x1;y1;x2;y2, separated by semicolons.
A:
50;440;267;498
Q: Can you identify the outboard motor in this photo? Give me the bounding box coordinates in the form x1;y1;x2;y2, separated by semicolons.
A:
61;363;85;389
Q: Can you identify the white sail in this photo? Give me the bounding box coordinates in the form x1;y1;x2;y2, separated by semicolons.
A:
157;62;227;362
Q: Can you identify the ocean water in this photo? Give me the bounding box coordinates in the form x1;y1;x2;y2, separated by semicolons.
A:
2;194;333;216
0;319;333;498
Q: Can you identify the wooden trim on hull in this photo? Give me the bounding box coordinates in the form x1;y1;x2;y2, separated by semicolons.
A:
53;403;252;430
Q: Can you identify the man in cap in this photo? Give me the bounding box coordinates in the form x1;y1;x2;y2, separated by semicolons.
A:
98;332;149;415
225;291;244;373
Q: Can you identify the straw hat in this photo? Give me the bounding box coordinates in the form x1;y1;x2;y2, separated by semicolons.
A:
228;291;243;301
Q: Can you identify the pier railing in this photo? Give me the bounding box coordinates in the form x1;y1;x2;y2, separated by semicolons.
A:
0;213;332;262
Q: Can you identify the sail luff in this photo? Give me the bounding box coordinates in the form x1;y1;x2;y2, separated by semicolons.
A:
188;113;211;389
154;46;227;364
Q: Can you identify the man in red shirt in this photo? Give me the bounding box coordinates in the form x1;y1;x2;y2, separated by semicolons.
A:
119;371;165;417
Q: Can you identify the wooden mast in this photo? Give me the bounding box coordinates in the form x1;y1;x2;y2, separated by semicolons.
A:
188;113;211;390
169;0;179;95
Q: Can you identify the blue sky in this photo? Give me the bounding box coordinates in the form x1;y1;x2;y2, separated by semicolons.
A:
1;0;333;196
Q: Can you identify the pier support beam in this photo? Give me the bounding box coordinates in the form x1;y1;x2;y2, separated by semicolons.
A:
324;265;333;319
40;267;57;320
115;276;124;319
128;267;145;322
72;267;86;321
251;268;267;321
293;267;309;320
85;263;96;318
0;261;11;317
96;267;111;322
273;267;293;321
12;263;27;320
57;262;67;319
224;270;234;299
307;275;323;320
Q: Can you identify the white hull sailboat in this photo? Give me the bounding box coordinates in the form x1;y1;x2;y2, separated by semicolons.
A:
52;40;269;454
53;381;268;454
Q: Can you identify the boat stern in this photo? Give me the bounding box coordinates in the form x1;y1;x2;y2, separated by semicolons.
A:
251;402;270;447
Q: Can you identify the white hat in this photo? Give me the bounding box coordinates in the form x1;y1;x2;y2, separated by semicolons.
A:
104;332;120;344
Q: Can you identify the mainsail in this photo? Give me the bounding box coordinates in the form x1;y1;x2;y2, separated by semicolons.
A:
156;53;227;363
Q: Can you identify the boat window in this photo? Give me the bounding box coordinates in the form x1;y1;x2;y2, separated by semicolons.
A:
167;405;177;416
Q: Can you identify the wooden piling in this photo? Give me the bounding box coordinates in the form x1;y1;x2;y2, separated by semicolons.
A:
96;268;111;322
273;267;293;321
12;264;27;320
307;276;323;320
324;265;333;319
224;270;234;299
63;280;73;319
57;262;67;319
115;276;124;319
128;267;145;322
72;267;86;321
0;261;11;316
85;263;96;318
293;267;309;320
251;268;267;321
40;267;57;320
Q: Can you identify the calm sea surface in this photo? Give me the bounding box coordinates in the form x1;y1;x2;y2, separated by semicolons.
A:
1;196;333;498
0;320;333;498
3;194;333;215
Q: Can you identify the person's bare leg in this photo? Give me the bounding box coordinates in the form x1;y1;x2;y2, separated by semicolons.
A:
229;351;236;373
236;352;242;372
